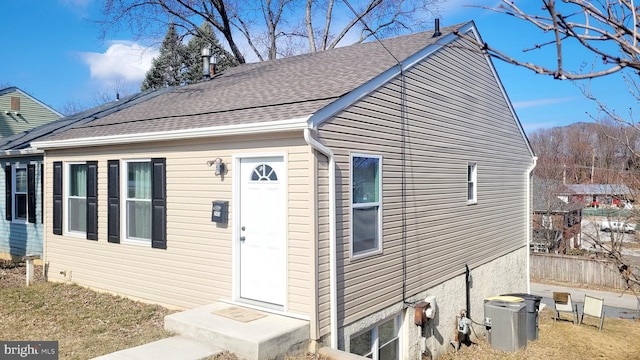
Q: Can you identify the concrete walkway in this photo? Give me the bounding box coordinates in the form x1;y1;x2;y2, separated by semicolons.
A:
530;282;640;319
92;336;223;360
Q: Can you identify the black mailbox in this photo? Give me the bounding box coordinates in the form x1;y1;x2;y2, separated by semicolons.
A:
211;201;228;223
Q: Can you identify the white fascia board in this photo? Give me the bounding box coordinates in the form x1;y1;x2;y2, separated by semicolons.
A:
31;116;310;150
307;24;469;129
0;148;44;158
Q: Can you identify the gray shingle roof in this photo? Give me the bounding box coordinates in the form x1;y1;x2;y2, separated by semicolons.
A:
0;88;170;150
40;22;468;142
532;176;582;213
565;184;632;196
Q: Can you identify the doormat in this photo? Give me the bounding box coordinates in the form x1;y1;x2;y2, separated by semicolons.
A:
212;306;267;323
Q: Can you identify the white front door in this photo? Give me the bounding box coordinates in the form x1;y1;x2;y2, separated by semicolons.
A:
239;156;286;306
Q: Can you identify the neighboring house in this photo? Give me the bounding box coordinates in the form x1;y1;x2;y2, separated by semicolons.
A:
0;90;169;261
0;87;61;260
0;87;61;138
566;183;634;208
32;21;535;359
532;177;582;254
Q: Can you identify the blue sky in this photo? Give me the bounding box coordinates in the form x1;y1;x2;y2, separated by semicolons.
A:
0;0;635;134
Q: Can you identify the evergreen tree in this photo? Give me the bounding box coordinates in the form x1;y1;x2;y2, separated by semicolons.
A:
184;23;237;84
141;23;186;91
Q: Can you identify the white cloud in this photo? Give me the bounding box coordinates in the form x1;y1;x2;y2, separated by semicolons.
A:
80;41;158;83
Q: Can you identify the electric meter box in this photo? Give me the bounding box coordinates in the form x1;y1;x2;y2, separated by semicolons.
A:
484;299;527;352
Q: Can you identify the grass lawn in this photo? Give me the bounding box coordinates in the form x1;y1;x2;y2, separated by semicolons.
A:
0;261;174;359
440;305;640;360
2;260;640;359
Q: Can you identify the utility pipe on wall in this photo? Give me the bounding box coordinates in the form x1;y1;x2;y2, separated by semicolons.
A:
304;127;338;349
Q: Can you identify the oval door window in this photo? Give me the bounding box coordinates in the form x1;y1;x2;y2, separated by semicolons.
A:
251;164;278;181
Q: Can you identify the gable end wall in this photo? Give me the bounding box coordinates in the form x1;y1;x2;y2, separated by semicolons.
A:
316;37;534;335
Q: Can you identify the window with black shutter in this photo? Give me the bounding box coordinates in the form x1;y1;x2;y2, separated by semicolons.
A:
151;158;167;249
27;164;36;223
86;161;98;240
5;165;11;221
53;162;63;235
107;160;120;243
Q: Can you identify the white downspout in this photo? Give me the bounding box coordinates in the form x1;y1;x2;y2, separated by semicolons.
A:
304;127;338;348
526;156;538;294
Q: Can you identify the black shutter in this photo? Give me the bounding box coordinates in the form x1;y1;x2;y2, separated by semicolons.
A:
107;160;120;243
27;164;36;223
151;158;166;249
86;161;98;240
53;161;63;235
5;164;11;221
40;164;44;224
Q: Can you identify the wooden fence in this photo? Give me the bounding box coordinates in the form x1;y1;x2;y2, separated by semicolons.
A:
530;253;628;289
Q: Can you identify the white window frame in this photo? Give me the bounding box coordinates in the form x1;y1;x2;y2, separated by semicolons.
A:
12;164;27;223
542;214;553;229
467;162;477;204
65;162;87;236
350;153;383;258
122;159;152;246
348;315;402;359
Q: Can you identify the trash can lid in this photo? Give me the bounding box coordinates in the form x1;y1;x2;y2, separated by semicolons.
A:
485;295;524;302
502;293;542;301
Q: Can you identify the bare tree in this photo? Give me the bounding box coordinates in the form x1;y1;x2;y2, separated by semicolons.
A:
461;1;640;80
456;1;640;295
99;0;443;63
59;79;138;116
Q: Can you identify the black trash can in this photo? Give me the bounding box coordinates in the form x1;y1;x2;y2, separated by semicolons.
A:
502;293;542;341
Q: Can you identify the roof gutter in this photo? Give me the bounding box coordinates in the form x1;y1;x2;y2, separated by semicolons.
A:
31;117;309;150
0;148;44;157
526;156;538;294
303;126;337;349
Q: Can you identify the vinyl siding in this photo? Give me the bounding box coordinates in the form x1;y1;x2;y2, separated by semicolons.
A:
43;133;314;312
315;38;534;331
0;156;44;257
0;90;59;138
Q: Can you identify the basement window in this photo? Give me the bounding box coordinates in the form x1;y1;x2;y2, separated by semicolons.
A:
348;315;401;360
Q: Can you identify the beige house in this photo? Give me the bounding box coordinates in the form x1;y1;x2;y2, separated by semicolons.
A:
32;21;535;359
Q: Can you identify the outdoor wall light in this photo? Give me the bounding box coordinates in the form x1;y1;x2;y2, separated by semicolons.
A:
207;158;226;176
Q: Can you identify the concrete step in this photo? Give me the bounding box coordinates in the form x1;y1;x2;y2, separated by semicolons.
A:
92;336;223;360
164;303;310;360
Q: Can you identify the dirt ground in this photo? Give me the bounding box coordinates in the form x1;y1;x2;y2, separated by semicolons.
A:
3;260;639;360
0;259;45;287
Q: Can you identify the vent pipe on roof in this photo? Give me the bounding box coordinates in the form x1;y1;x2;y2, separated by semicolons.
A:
433;18;442;37
202;47;212;80
210;53;217;76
